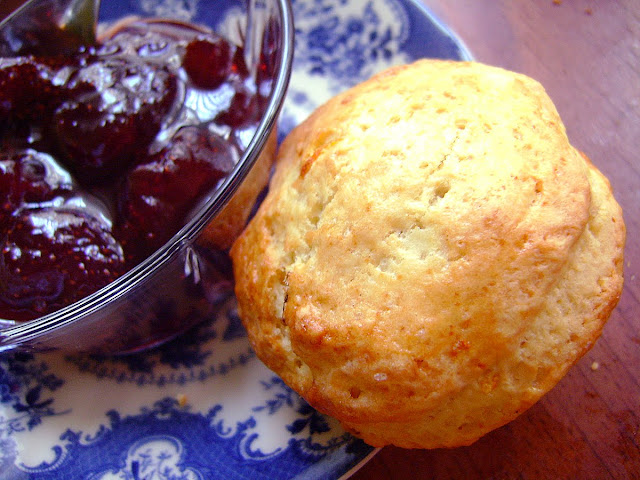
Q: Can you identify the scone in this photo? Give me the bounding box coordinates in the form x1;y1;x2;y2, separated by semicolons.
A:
230;60;625;449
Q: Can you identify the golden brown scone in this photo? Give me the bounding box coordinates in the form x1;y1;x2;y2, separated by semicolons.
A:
230;60;625;449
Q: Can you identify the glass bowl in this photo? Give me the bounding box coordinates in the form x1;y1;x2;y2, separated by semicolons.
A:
0;0;294;354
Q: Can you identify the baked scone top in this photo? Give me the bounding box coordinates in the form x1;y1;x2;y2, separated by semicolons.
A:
231;60;625;448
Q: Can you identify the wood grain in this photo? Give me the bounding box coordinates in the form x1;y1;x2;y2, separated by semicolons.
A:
0;0;26;21
352;1;640;478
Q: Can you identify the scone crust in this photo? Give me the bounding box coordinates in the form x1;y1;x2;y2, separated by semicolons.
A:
230;60;625;448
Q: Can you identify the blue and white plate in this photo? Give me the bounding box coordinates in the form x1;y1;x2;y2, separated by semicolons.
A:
0;0;469;478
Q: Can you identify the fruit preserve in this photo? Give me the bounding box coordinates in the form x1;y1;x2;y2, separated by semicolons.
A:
0;19;268;322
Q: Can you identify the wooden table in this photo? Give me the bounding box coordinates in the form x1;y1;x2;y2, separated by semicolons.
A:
353;1;640;478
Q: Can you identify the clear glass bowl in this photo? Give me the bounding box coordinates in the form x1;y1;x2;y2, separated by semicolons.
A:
0;0;294;354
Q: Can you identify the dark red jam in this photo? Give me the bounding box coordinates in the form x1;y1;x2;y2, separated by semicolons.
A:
0;20;266;321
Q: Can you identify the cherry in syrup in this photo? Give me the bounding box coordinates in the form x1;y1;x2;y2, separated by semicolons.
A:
0;19;268;322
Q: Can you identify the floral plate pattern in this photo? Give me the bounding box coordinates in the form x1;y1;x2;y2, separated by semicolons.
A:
0;0;469;478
